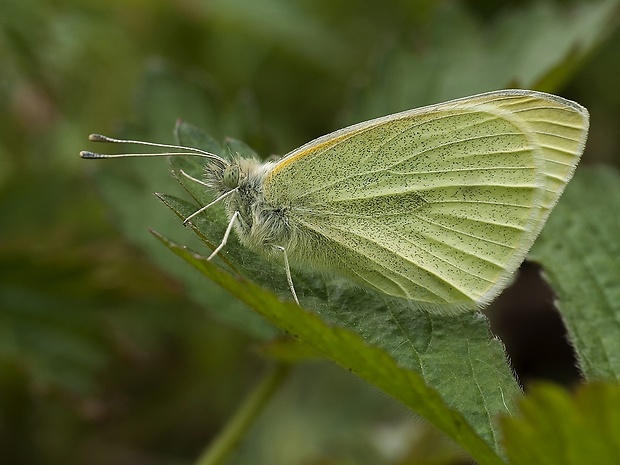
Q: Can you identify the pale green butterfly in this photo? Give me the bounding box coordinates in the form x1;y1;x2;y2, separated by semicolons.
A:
82;89;589;311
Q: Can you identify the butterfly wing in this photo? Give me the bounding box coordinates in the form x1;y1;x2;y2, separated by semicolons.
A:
264;90;589;309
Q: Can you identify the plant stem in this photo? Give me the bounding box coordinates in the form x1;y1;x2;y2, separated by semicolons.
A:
194;362;291;465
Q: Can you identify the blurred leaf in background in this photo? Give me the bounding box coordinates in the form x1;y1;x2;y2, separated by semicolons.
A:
1;0;620;464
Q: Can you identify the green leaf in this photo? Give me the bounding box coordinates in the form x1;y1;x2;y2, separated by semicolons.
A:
153;229;507;465
530;167;620;382
152;122;525;464
501;382;620;465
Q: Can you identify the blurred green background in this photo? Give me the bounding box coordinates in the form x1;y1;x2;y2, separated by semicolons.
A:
1;1;619;464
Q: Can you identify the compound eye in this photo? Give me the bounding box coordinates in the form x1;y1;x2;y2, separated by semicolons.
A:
223;165;240;189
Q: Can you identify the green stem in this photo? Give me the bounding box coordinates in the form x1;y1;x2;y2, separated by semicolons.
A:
194;362;291;465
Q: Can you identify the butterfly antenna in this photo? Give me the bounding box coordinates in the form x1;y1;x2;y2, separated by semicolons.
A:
80;133;226;163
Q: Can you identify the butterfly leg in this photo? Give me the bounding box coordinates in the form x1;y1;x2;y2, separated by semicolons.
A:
183;189;237;225
180;169;209;187
276;246;299;305
207;211;239;260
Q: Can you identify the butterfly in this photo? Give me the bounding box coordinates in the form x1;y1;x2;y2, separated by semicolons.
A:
82;89;589;312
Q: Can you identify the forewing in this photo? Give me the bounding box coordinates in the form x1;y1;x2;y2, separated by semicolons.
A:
264;90;589;307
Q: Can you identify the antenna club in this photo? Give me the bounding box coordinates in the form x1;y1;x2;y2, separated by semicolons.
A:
80;150;101;158
88;134;110;142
